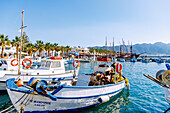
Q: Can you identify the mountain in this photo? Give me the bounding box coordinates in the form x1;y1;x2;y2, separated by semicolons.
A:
89;42;170;55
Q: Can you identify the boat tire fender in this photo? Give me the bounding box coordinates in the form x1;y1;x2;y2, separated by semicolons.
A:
98;96;110;103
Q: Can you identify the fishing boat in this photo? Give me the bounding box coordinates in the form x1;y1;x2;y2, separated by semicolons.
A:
119;58;125;62
5;62;129;112
142;58;150;63
130;56;137;62
0;57;80;91
143;64;170;112
156;57;165;63
97;56;111;62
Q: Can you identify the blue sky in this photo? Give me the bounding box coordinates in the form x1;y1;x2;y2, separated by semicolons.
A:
1;0;170;47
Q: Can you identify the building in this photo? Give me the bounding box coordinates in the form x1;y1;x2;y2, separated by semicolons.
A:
0;46;16;56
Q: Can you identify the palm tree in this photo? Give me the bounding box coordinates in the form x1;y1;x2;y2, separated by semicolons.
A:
65;45;71;58
89;47;95;53
32;44;38;57
35;40;44;57
50;44;55;57
25;43;34;56
54;43;59;56
45;42;51;57
60;46;64;57
0;34;11;57
12;36;20;58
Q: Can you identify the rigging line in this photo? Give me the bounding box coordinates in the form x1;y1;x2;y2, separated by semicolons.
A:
0;89;31;113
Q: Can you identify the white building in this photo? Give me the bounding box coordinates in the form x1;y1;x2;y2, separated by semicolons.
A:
0;46;16;56
71;47;89;54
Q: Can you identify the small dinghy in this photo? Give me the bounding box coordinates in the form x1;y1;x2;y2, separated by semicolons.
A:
5;63;129;113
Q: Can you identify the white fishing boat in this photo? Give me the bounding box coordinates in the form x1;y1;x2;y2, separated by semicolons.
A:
5;63;129;113
0;57;80;90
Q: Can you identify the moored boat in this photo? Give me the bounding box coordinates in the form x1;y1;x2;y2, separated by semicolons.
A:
0;57;80;91
97;56;111;62
5;62;129;112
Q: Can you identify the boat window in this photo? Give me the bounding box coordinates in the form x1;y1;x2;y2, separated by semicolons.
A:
1;60;7;64
40;61;46;67
51;61;61;68
40;61;51;68
46;61;51;68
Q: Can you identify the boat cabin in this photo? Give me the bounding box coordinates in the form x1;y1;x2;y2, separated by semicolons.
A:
20;58;66;75
0;58;19;71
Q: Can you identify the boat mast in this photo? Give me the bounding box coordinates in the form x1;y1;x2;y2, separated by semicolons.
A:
119;42;121;56
122;38;125;54
130;42;133;54
113;37;114;55
128;40;130;54
110;42;111;55
105;36;107;51
18;10;26;75
105;36;107;56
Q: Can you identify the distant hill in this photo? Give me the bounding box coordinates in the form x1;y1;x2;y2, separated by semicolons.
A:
89;42;170;55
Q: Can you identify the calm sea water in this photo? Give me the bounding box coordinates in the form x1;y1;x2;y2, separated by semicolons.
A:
0;62;169;113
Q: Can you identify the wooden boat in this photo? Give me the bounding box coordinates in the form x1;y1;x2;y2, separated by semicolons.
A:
97;56;111;62
0;57;80;91
6;63;129;112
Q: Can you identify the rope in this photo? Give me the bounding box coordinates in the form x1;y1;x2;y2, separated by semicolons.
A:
164;107;170;113
0;89;32;113
6;107;16;113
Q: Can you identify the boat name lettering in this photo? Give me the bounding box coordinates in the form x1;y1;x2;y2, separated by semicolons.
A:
30;100;51;105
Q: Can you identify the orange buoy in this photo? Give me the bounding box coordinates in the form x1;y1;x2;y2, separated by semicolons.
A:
11;59;18;66
22;59;33;68
73;60;80;68
116;63;122;73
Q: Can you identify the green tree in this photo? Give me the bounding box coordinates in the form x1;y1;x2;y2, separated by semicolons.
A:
50;44;55;56
12;36;20;58
0;34;11;57
45;42;51;57
25;43;34;56
65;45;71;58
60;46;64;57
89;47;95;53
35;40;44;57
54;43;60;56
32;44;38;57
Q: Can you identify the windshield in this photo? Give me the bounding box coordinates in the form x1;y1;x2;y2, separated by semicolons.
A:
40;61;51;68
1;60;7;64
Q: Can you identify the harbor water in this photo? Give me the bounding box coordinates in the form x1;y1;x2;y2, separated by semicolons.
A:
0;62;169;113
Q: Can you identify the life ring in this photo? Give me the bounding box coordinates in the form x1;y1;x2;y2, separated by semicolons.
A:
73;60;80;68
11;59;18;66
22;59;33;68
116;63;122;73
